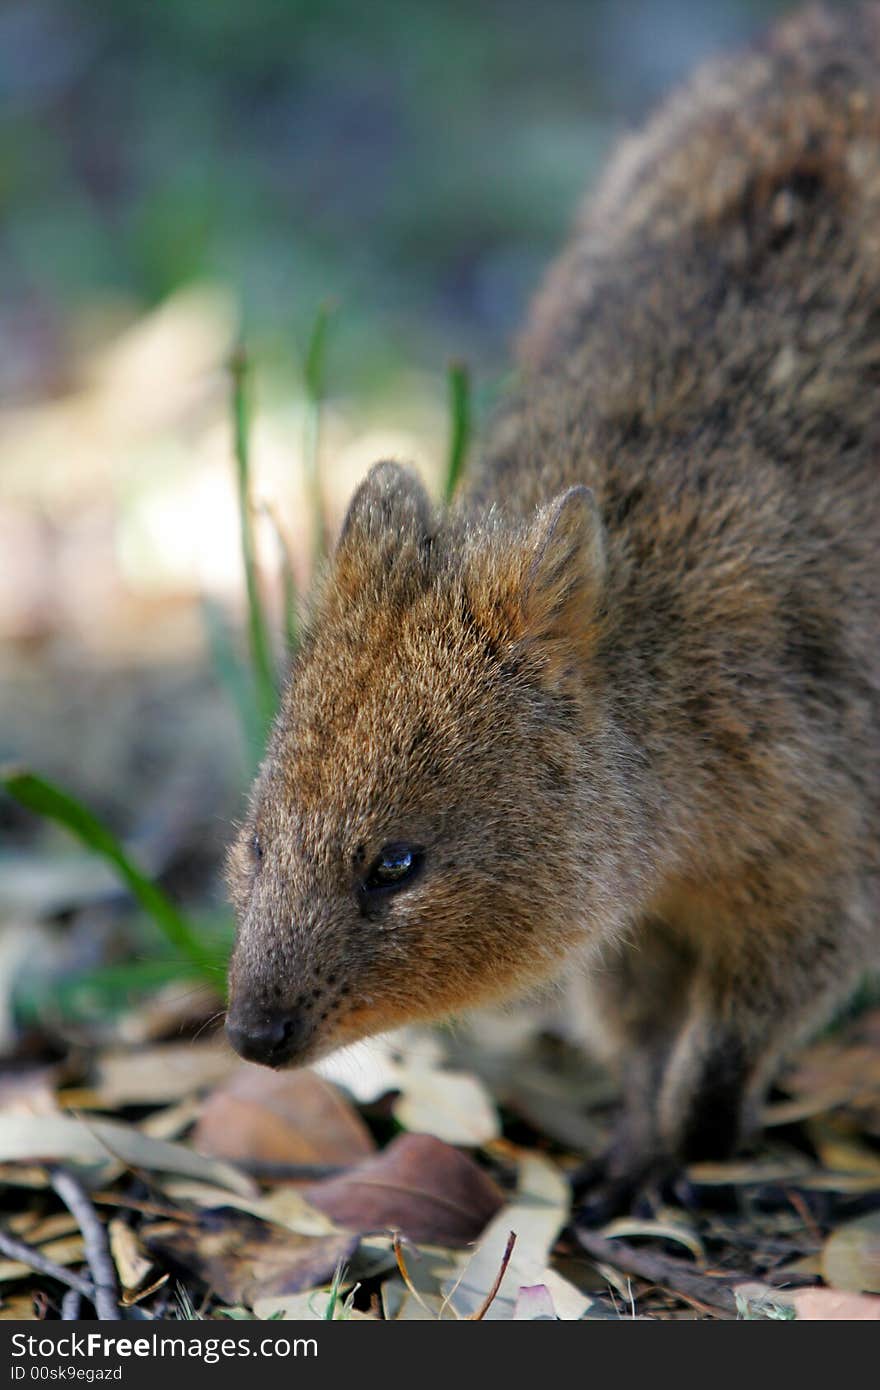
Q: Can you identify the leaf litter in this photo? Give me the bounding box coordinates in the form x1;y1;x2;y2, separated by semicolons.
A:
0;996;878;1320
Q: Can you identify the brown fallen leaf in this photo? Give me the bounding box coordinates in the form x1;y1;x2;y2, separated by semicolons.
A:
141;1213;357;1306
780;1027;880;1116
193;1065;375;1170
0;1293;40;1320
7;1213;79;1244
789;1289;880;1320
822;1212;880;1294
108;1219;154;1293
304;1133;504;1247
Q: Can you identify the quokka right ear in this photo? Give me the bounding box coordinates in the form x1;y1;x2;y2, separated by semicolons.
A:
520;485;606;653
337;461;435;556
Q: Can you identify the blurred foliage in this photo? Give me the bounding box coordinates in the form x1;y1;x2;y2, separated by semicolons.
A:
1;0;791;403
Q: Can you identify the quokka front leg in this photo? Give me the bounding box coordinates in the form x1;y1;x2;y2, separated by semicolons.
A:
571;920;698;1218
655;890;873;1164
574;881;873;1222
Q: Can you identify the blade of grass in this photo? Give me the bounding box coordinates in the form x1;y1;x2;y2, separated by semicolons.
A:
301;302;335;567
230;344;276;737
1;767;217;983
443;359;471;503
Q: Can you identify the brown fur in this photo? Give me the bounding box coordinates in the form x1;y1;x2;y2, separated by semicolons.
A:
227;4;880;1180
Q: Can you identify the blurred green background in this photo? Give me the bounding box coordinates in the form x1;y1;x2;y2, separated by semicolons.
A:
2;0;795;401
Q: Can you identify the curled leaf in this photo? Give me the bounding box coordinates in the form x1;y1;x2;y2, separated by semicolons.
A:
304;1133;503;1247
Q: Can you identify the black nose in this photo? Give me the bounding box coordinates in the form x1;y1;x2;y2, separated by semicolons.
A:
225;1007;306;1068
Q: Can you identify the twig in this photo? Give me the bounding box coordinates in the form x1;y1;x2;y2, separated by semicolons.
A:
391;1233;434;1318
61;1289;82;1320
92;1193;202;1223
787;1188;824;1247
467;1231;517;1321
574;1228;739;1317
121;1272;170;1308
51;1168;119;1320
0;1229;94;1300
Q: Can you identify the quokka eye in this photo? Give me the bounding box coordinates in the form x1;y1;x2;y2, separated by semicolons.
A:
252;833;263;863
363;844;424;894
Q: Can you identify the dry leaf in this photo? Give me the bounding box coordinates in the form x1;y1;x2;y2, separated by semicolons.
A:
304;1133;503;1247
0;1112;255;1196
392;1069;500;1147
807;1117;880;1178
193;1066;374;1169
7;1212;79;1243
822;1212;880;1294
142;1213;357;1306
781;1034;880;1113
514;1284;558;1319
443;1153;591;1321
108;1219;153;1292
318;1032;500;1145
70;1043;237;1109
600;1217;705;1262
789;1289;880;1320
159;1179;337;1238
139;1098;203;1143
0;1293;41;1319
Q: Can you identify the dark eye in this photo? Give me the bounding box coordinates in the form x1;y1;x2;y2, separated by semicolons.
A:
252;833;263;863
363;843;424;894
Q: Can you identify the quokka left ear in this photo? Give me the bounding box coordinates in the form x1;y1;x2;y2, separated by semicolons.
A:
521;486;606;647
333;460;437;599
337;461;435;555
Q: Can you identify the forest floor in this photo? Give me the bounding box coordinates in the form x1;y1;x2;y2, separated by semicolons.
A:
1;965;878;1321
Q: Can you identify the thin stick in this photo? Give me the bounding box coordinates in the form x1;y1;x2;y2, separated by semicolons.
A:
787;1188;823;1248
61;1289;82;1320
91;1193;202;1223
51;1168;119;1320
574;1228;738;1317
391;1233;434;1318
467;1231;517;1321
0;1229;94;1300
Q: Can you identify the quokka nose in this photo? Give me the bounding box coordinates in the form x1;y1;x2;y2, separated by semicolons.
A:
225;1006;306;1068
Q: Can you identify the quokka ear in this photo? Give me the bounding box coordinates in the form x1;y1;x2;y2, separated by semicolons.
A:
337;461;435;558
521;486;606;647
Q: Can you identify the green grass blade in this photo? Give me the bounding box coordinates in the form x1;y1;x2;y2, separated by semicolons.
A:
444;359;471;503
230;344;277;738
301;302;336;567
1;767;217;983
